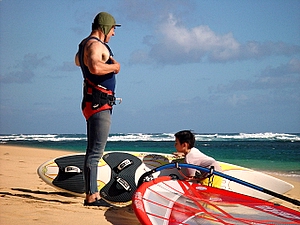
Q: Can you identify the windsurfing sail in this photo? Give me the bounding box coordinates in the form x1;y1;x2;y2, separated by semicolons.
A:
133;176;300;225
138;163;300;206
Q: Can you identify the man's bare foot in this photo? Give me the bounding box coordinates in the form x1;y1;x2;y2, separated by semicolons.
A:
85;193;100;203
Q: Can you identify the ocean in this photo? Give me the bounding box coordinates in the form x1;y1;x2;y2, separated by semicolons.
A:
1;132;299;177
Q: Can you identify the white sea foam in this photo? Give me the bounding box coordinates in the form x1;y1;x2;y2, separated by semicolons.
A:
0;134;85;143
0;132;299;143
263;171;300;179
1;133;298;176
195;132;300;142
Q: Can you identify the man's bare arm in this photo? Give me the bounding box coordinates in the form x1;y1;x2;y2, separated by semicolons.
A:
75;53;80;66
86;41;120;75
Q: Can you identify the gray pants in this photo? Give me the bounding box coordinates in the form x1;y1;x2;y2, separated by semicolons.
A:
84;110;111;195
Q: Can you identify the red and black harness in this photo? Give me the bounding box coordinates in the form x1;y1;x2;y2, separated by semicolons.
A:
82;78;116;120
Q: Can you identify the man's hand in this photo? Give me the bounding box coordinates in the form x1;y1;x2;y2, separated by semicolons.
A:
110;56;120;74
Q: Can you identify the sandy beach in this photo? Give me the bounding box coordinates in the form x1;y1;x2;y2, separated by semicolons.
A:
0;145;299;224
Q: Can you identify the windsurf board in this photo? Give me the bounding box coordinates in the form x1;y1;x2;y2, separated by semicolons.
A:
37;151;293;204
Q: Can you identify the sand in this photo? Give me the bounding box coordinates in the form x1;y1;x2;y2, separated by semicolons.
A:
0;145;299;225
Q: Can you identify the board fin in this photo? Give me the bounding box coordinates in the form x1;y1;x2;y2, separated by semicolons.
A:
100;152;142;203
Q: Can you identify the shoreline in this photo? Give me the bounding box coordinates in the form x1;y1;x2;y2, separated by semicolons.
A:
0;145;299;224
2;143;299;177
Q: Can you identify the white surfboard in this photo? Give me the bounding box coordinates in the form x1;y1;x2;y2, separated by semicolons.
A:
37;151;293;203
212;162;293;201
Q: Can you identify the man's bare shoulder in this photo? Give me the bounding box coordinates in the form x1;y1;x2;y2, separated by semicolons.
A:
85;38;109;62
85;38;105;51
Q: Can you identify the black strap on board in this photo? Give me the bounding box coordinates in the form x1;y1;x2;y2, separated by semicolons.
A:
100;152;142;203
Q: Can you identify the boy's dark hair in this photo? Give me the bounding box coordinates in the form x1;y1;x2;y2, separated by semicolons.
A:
174;130;195;149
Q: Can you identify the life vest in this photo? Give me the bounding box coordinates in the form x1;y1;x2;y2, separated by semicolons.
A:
82;78;115;120
77;36;116;120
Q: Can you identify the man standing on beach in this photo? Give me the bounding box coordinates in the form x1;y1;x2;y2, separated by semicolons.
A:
75;12;121;206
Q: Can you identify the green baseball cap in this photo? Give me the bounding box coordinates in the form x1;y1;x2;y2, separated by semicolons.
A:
93;12;121;35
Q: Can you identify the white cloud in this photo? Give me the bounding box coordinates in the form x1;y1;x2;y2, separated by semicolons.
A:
214;58;300;94
261;58;300;77
0;53;50;83
227;94;249;107
55;61;78;72
131;14;300;65
161;14;240;54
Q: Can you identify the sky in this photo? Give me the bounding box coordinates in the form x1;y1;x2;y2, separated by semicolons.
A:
0;0;299;134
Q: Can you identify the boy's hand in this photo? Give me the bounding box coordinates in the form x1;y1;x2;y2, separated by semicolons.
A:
172;152;185;158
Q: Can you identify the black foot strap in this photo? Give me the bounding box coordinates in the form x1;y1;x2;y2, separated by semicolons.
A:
100;152;142;203
53;155;85;194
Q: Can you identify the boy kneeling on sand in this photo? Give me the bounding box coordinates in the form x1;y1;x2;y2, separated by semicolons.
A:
173;130;222;187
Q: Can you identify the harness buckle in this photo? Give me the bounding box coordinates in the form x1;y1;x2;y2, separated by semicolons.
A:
115;97;122;104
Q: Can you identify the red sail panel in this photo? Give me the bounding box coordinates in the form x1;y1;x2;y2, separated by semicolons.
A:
133;176;300;225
